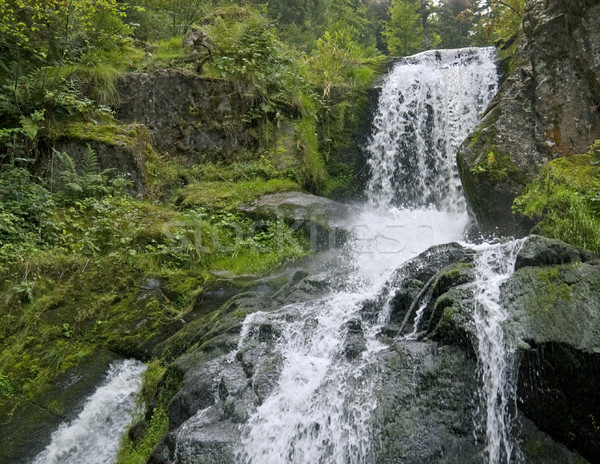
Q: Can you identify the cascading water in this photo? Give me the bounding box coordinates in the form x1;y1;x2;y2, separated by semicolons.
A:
471;241;524;464
366;47;498;212
235;47;505;464
31;360;145;464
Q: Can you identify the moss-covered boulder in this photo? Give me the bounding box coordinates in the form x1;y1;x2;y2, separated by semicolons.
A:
47;122;151;196
116;70;251;163
457;0;600;234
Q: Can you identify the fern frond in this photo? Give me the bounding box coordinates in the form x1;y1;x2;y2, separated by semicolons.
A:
82;144;100;179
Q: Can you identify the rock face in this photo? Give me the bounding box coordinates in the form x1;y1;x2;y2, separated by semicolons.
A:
407;235;600;463
457;0;600;233
139;235;598;464
116;70;252;163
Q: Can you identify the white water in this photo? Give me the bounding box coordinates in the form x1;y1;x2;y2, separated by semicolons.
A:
237;47;502;464
367;47;498;212
471;241;524;464
31;359;146;464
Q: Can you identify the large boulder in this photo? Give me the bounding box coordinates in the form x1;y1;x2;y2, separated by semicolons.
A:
402;236;600;462
116;70;252;163
457;0;600;234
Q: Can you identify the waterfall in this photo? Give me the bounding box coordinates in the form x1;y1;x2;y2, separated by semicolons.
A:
31;360;145;464
24;47;523;464
471;241;524;464
366;47;498;212
236;47;501;464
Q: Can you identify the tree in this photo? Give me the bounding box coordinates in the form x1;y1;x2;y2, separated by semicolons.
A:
434;0;477;49
471;0;525;44
383;0;424;56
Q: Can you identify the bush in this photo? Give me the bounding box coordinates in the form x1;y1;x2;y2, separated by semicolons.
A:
514;143;600;254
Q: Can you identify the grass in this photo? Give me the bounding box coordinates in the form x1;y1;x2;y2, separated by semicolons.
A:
181;178;300;209
513;146;600;254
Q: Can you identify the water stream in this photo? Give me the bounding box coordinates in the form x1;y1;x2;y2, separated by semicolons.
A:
236;47;518;464
471;241;525;464
30;360;146;464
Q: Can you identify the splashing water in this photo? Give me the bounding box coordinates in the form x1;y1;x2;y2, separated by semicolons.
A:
237;47;500;464
471;240;524;464
366;47;498;212
31;360;146;464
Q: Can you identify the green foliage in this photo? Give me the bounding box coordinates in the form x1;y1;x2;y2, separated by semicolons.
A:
470;151;519;182
471;0;525;44
433;0;475;49
0;164;55;252
307;29;379;92
203;7;307;115
383;0;424;56
514;144;600;254
126;0;213;40
53;145;131;200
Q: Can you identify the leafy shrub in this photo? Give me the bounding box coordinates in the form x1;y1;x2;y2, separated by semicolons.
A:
514;143;600;254
0;165;55;246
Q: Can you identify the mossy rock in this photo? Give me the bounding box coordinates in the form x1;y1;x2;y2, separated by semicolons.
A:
47;121;152;196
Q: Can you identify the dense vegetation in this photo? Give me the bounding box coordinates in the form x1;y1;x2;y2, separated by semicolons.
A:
0;0;530;462
514;140;600;255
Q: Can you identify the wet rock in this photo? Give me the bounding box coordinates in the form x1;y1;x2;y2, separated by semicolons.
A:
343;319;367;360
415;235;600;460
518;342;600;463
457;0;600;233
519;414;590;464
373;342;482;464
515;235;599;270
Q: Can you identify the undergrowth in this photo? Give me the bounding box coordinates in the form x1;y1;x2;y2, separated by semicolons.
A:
513;140;600;254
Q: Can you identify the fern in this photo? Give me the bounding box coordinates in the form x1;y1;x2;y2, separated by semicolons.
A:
54;145;121;199
55;149;80;189
81;144;100;179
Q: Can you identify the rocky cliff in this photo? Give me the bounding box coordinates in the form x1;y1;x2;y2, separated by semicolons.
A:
135;236;599;464
457;0;600;233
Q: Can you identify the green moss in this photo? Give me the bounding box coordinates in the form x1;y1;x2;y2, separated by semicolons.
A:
62;121;150;148
181;178;300;209
514;143;600;254
117;361;183;464
470;150;519;183
295;117;327;193
530;268;572;316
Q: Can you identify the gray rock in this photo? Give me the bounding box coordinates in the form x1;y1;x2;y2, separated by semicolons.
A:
373;342;482;464
457;0;600;233
116;70;251;163
515;235;599;270
239;191;353;251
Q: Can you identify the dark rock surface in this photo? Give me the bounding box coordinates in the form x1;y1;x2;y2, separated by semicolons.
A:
373;342;482;464
0;349;120;464
116;70;251;163
457;0;600;233
402;236;600;462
